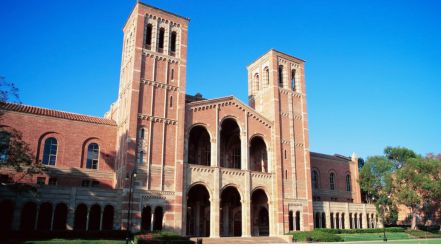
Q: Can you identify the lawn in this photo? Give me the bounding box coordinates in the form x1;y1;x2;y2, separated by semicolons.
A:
24;239;126;244
338;232;413;242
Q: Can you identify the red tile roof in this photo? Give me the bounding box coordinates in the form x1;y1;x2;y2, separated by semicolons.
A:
0;102;117;126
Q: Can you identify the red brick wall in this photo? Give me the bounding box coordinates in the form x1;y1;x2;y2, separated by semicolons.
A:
0;111;117;188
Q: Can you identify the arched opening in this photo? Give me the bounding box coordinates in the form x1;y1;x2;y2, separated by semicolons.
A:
311;170;319;189
295;211;301;231
52;203;68;231
254;73;260;92
153;207;163;231
342;213;345;229
251;189;269;236
102;205;114;230
186;184;210;237
314;212;320;228
336;213;340;229
291;69;296;91
329;172;336;190
249;136;268;172
359;213;362;228
220;186;242;237
349;213;353;229
330;213;334;228
371;213;375;228
0;200;14;231
188;126;211;166
321;212;326;228
158;27;165;53
145;23;152;49
88;204;101;231
278;65;284;87
170;31;177;56
37;202;52;231
74;204;88;230
264;67;269;86
288;211;294;231
220;119;241;169
20;202;37;231
141;206;152;231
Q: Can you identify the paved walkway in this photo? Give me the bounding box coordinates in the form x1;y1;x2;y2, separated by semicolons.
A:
191;236;291;244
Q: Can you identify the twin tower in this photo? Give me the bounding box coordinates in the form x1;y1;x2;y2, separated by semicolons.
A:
109;2;313;236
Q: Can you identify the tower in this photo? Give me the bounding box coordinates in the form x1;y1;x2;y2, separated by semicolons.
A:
112;2;189;232
247;49;314;232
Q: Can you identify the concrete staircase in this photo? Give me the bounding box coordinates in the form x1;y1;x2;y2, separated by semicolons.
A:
191;236;291;244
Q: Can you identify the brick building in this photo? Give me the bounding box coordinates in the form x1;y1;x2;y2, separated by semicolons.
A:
0;2;378;237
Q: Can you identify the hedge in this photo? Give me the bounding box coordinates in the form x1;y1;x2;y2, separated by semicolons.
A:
315;227;405;234
290;230;343;242
0;230;126;243
134;231;195;244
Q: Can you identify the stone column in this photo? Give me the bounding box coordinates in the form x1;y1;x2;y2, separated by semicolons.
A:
50;205;55;231
210;166;220;238
99;208;104;231
34;205;40;230
67;187;76;230
325;203;331;228
150;209;155;232
339;214;343;229
333;214;337;229
241;199;251;237
318;213;322;228
86;206;90;231
362;205;368;229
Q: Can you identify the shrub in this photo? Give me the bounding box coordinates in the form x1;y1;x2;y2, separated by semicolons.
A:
315;227;405;234
290;230;343;242
134;231;195;244
405;229;441;239
417;225;440;232
0;230;126;243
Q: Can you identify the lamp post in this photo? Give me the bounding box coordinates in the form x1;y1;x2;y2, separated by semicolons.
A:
125;168;137;244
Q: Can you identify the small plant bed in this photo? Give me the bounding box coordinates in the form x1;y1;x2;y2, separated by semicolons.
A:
289;230;343;242
134;231;195;244
315;227;405;234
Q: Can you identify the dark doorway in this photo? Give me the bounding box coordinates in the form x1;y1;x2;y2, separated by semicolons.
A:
52;203;68;231
186;184;210;237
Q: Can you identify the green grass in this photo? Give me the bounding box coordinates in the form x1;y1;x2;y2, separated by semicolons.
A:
338;232;413;242
24;239;126;244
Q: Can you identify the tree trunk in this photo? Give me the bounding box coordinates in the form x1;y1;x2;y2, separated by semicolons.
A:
411;210;417;230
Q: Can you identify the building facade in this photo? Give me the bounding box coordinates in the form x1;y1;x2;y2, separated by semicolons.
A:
0;2;378;237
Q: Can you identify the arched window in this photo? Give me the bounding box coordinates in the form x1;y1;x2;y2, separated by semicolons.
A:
86;143;99;169
291;69;296;91
42;137;57;166
139;128;145;140
170;31;177;55
0;131;10;162
171;69;174;80
138;150;144;164
254;73;260;92
158;28;165;52
278;65;284;87
169;96;173;108
346;174;351;192
329;172;336;190
264;67;270;86
312;170;319;189
145;23;153;49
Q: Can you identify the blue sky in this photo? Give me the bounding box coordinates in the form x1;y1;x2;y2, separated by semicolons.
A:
1;0;440;158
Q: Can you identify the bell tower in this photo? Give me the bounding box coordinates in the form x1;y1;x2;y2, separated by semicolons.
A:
247;49;314;232
113;2;189;232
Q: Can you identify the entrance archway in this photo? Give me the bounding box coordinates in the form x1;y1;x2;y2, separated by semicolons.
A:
249;136;268;172
20;202;37;231
74;204;87;230
37;202;52;231
186;184;210;237
188;126;211;166
251;189;269;236
220;119;241;169
220;186;242;236
141;206;152;231
0;200;14;231
52;203;68;231
88;204;101;231
153;207;163;231
102;205;114;230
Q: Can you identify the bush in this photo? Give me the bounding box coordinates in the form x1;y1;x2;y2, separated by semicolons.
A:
290;230;343;242
405;229;441;239
315;227;405;234
417;225;440;232
0;230;126;243
134;231;195;244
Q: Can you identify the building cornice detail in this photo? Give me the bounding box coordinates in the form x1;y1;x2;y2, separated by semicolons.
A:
142;49;179;64
141;79;179;91
138;114;177;125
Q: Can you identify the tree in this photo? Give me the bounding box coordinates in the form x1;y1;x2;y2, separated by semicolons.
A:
0;76;46;186
394;156;441;229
